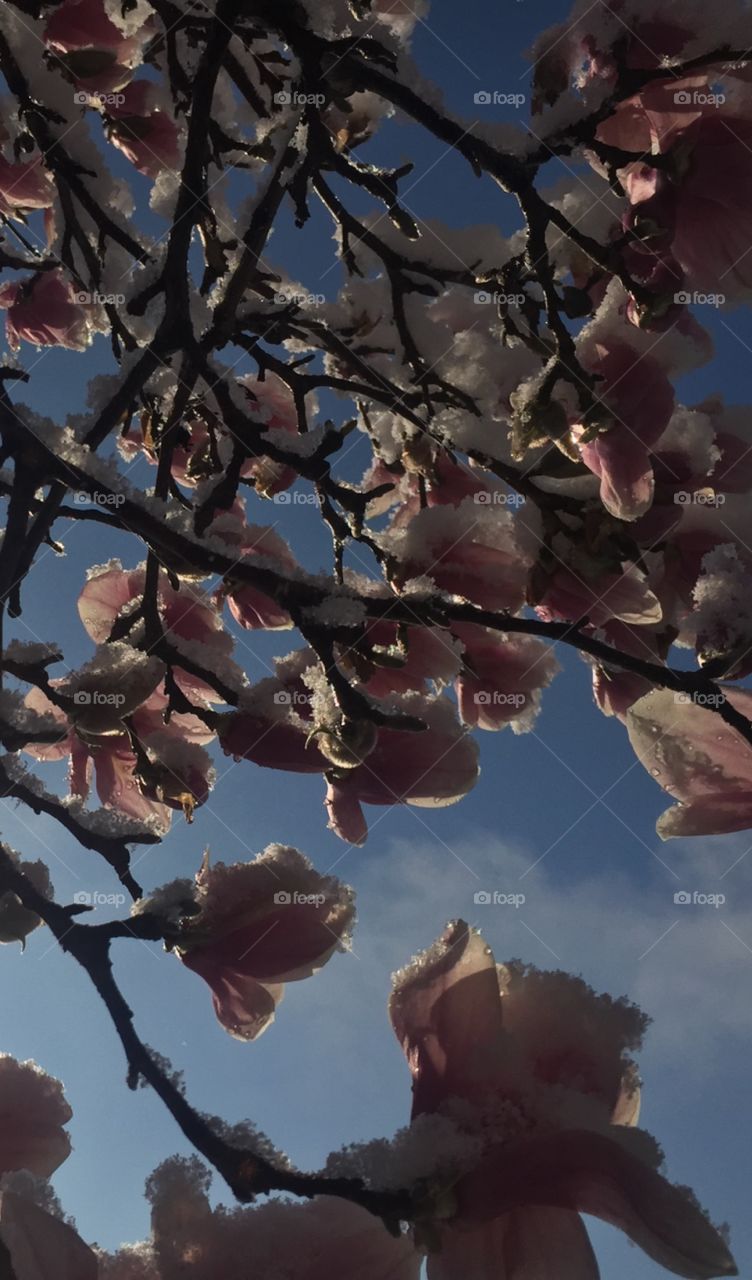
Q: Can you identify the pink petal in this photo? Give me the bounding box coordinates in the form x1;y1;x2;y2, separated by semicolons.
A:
0;1192;97;1280
428;1209;600;1280
389;920;505;1117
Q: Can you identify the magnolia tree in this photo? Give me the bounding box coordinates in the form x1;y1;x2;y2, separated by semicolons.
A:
0;0;749;1274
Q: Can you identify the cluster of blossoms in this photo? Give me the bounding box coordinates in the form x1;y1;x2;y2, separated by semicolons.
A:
0;0;750;1273
0;919;737;1279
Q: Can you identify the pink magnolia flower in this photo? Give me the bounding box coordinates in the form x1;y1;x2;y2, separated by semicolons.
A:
218;650;329;774
0;1191;98;1280
389;921;736;1280
211;508;298;631
105;1157;420;1280
0;154;55;216
44;0;150;94
338;614;462;698
385;496;533;612
143;845;355;1040
325;695;480;846
623;115;752;303
570;343;675;520
0;271;91;352
627;685;752;837
452;623;559;731
24;670;215;831
239;373;301;498
533;556;663;628
107;81;182;179
0;1056;72;1177
79;562;234;702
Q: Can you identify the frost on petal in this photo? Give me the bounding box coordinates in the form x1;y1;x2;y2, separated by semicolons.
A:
627;687;752;837
389;920;505;1118
0;851;52;947
0;1058;72;1178
175;846;355;1040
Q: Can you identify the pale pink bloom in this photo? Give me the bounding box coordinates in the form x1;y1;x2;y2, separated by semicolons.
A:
79;563;233;702
218;651;329;774
0;1191;98;1280
627;686;752;837
570;343;675;520
153;845;354;1040
212;510;298;632
0;1056;72;1177
0;271;91;352
134;1158;420;1280
534;559;662;628
325;696;479;846
591;622;660;721
0;154;55;217
387;496;532;612
239;373;300;498
44;0;150;94
390;922;736;1280
452;623;559;731
339;617;462;697
24;683;214;830
107;81;181;179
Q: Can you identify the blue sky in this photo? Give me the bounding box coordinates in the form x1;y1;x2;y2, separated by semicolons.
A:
0;0;751;1272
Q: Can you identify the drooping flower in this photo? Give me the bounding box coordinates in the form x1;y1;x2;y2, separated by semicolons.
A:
140;845;355;1040
0;271;92;352
0;154;55;217
0;849;53;948
388;921;736;1279
107;81;182;179
44;0;151;94
627;685;752;837
453;623;559;732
